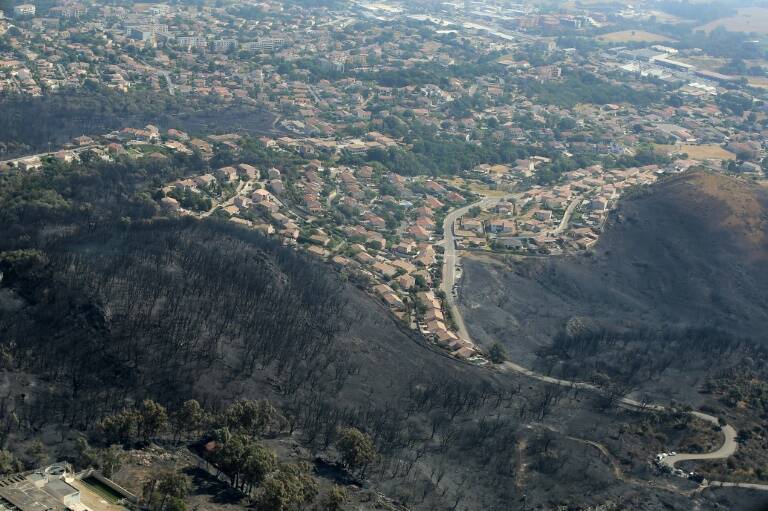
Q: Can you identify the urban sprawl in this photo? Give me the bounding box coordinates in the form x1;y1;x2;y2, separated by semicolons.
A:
1;0;767;363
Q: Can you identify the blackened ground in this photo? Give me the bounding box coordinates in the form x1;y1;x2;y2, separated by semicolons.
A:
460;170;768;404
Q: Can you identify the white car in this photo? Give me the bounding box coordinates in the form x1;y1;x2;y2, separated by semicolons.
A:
669;452;677;456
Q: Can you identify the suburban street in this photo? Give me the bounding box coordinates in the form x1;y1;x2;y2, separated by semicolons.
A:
0;144;97;168
200;180;251;218
550;197;580;236
326;189;338;208
439;196;503;342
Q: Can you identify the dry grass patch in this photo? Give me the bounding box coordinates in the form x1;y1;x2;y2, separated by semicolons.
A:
654;144;736;160
447;177;509;197
746;76;768;89
597;30;674;43
696;7;768;35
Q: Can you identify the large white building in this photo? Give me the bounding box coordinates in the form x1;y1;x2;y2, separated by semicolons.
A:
242;38;286;52
213;38;238;52
176;35;208;48
13;3;36;17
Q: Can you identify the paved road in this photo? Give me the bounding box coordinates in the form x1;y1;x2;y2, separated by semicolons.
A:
326;189;338;209
700;481;768;491
160;70;175;96
661;412;738;468
496;291;753;490
439;197;503;341
437;193;767;493
201;180;250;218
0;144;98;167
549;198;580;236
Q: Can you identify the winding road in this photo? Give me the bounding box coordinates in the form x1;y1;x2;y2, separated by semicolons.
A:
438;195;768;494
661;412;738;469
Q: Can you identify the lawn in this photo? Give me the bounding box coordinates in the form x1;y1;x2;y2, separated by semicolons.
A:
654;144;736;160
597;30;674;43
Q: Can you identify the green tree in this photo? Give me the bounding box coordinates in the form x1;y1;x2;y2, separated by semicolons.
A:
224;399;284;437
26;440;48;468
171;399;206;442
157;470;190;510
99;445;124;478
242;441;277;489
209;433;276;492
165;497;187;511
257;463;318;511
0;450;21;475
74;436;96;468
336;428;376;475
137;399;168;443
324;485;348;510
488;342;507;364
99;408;141;444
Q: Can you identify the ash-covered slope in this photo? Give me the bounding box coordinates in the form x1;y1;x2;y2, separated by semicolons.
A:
462;170;768;369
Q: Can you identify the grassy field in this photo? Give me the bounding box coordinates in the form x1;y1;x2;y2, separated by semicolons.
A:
81;477;126;503
497;54;520;66
746;76;768;89
447;177;510;197
655;144;736;160
597;30;674;43
678;55;728;71
696;7;768;35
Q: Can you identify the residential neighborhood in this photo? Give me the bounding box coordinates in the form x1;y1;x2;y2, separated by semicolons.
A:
0;120;696;363
1;0;767;363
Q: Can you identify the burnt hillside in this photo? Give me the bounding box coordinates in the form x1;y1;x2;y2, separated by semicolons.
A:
0;218;483;424
3;159;767;510
461;170;768;398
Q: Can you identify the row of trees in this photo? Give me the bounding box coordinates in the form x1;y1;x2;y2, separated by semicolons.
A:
97;398;286;447
92;396;372;509
516;70;660;109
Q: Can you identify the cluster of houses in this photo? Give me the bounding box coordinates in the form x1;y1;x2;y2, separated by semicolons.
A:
1;0;765;174
416;290;477;360
151;149;486;359
0;117;718;364
455;163;662;254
